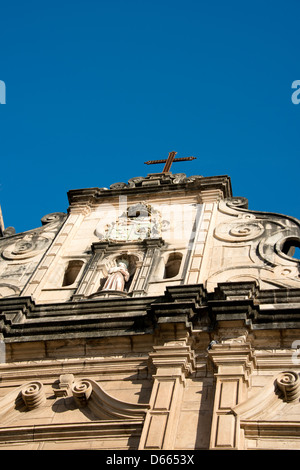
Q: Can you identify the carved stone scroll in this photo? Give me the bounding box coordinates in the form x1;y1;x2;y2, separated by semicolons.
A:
71;379;93;407
21;381;46;410
276;371;300;402
69;378;149;420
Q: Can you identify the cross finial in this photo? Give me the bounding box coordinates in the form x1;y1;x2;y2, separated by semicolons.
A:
144;151;196;173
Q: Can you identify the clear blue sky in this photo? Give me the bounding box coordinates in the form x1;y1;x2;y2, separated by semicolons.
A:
1;0;300;234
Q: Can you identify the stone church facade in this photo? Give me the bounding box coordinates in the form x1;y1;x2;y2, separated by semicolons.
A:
0;170;300;450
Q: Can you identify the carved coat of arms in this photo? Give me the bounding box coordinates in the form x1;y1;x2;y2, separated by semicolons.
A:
96;202;166;242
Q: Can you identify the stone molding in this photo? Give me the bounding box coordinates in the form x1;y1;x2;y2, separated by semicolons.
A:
0;421;144;446
67;174;232;207
2;282;300;350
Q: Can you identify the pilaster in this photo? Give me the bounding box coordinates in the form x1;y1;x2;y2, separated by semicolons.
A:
208;342;256;449
22;207;90;299
139;333;195;450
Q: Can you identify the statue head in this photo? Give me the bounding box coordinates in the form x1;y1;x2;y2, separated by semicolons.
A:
117;259;129;269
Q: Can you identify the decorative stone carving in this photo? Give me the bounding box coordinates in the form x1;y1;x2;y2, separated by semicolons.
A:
40;212;66;226
71;379;93;407
230;369;300;449
276;371;300;402
128;176;147;187
96;202;164;242
2;234;51;260
0;211;67;299
2;227;16;237
1;212;66;261
53;374;75;397
172;173;187;184
107;172;203;190
207;195;300;291
102;259;130;292
109;182;128;190
214;221;264;242
70;378;149;419
224;197;249;211
21;381;46;410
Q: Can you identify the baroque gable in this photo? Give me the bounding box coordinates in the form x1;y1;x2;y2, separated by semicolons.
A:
0;213;66;299
206;196;300;291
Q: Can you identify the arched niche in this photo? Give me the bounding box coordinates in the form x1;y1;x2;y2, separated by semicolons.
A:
163;252;183;279
73;239;165;300
62;260;85;287
99;253;139;293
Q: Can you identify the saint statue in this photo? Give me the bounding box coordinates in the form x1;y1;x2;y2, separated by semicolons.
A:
102;260;130;292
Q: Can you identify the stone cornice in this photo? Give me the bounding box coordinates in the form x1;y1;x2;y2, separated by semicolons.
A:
2;282;300;346
0;421;145;444
67;174;232;208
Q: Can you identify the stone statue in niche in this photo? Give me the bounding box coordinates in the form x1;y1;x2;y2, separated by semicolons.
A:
102;260;130;292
